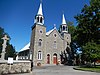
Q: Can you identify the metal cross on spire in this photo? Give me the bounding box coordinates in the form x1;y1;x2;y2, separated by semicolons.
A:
40;0;42;3
54;24;56;29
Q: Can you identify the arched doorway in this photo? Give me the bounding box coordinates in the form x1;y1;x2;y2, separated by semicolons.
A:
53;53;57;64
47;54;50;64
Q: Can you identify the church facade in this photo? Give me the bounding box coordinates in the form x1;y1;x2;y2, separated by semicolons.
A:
18;2;71;66
30;2;71;66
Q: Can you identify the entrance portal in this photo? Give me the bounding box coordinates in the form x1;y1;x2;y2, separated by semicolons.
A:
53;53;57;64
47;54;50;64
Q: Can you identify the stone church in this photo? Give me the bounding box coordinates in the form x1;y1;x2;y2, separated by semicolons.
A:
18;2;71;66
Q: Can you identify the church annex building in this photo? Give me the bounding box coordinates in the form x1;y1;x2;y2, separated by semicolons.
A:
18;2;72;66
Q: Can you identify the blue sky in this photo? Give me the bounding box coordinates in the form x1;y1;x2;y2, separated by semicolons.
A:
0;0;89;52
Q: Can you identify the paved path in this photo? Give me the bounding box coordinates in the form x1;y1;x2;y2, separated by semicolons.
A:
9;65;100;75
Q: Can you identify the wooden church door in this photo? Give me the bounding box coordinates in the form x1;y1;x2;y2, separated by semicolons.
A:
47;54;50;64
53;53;57;64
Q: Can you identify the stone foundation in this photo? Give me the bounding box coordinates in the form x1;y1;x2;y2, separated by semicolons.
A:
0;60;31;75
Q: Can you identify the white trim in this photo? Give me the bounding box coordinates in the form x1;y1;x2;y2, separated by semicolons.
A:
53;56;57;57
46;28;64;40
37;51;42;60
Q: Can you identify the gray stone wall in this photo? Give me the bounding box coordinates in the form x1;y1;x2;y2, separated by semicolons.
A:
46;29;64;64
30;24;71;66
30;25;36;61
63;33;71;45
31;24;46;65
0;60;31;75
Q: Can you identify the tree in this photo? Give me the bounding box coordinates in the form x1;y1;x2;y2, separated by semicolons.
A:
82;42;100;66
0;27;5;54
75;0;100;45
67;21;77;55
5;44;16;60
74;0;100;65
0;27;16;59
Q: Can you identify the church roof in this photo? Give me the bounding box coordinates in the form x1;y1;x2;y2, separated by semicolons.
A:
46;28;54;35
19;42;30;52
46;27;64;40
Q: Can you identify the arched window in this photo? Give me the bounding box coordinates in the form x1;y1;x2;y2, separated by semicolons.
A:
38;39;42;46
63;26;66;31
37;17;39;22
54;41;57;49
37;51;42;60
54;41;56;43
40;17;42;23
54;34;57;37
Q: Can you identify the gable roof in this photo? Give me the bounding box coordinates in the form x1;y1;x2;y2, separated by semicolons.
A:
46;27;64;40
46;28;54;36
20;42;30;52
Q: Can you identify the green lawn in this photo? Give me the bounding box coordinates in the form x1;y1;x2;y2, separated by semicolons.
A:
74;66;100;72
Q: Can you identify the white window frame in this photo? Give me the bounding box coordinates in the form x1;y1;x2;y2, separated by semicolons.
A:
38;39;42;46
37;51;42;60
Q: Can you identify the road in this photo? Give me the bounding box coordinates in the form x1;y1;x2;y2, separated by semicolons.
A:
9;65;100;75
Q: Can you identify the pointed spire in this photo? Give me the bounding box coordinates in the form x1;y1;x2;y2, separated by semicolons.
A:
61;13;68;33
37;0;43;15
62;13;66;24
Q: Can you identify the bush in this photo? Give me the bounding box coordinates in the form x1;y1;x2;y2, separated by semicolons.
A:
85;62;93;68
37;62;41;66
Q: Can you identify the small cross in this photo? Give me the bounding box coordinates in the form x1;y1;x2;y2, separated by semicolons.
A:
40;0;42;3
2;35;9;40
2;35;9;49
54;24;56;29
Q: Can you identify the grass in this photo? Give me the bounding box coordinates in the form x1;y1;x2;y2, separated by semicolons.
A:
74;66;100;73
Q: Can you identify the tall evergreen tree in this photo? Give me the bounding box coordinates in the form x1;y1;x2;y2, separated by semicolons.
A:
74;0;100;65
5;44;16;60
